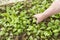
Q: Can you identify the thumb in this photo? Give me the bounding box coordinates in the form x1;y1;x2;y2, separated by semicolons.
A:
33;15;40;24
33;13;43;24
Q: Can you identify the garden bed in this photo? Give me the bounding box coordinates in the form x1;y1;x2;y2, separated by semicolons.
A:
0;0;60;40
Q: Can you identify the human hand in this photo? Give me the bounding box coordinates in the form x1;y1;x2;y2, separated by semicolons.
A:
33;13;44;24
